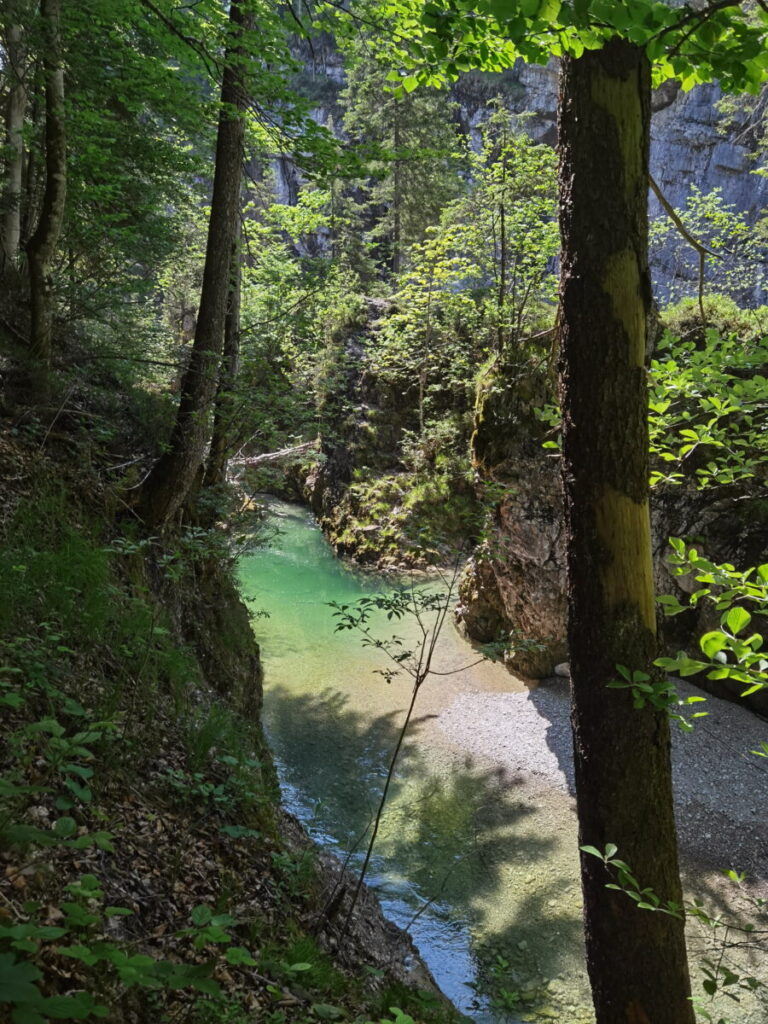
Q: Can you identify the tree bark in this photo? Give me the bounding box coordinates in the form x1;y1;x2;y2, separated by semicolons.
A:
25;0;66;397
138;1;247;530
558;39;694;1024
203;224;242;492
392;98;402;274
2;20;27;268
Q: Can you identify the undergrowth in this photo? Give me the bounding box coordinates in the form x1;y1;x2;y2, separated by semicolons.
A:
0;440;454;1024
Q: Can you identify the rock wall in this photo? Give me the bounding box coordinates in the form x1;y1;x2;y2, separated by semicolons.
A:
457;455;568;678
275;52;767;302
457;446;768;711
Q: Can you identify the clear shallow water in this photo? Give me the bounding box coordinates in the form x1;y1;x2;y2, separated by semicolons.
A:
238;499;593;1022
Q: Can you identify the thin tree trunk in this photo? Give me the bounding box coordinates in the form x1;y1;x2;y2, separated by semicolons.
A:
497;153;506;353
21;81;41;246
138;1;247;529
2;21;27;267
558;39;694;1024
25;0;66;396
392;97;402;274
203;225;242;492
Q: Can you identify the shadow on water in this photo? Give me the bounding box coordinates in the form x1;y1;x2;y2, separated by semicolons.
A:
241;499;594;1020
265;683;426;849
265;680;589;1022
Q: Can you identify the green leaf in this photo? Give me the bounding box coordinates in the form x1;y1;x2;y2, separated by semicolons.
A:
27;719;65;738
225;946;257;966
191;905;212;926
36;993;109;1020
700;631;727;658
1;824;58;847
579;845;604;860
53;817;77;838
57;945;101;966
0;952;42;1001
312;1004;345;1021
219;825;261;839
209;914;237;928
538;0;561;21
726;607;752;635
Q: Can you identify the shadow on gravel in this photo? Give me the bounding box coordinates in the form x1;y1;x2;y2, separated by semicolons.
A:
525;678;575;795
264;681;587;1019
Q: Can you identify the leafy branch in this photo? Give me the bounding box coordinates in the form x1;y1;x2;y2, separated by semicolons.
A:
327;564;474;936
656;540;768;703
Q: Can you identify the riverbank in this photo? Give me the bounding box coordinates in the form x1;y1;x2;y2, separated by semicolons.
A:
0;431;463;1024
440;677;768;878
436;675;768;1020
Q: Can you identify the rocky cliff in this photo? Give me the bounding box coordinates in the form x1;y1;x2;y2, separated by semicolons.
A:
280;52;767;301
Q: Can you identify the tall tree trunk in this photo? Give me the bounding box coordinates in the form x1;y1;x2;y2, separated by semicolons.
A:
558;40;694;1024
496;150;506;353
138;1;247;530
25;0;66;397
203;225;242;493
2;20;27;268
392;97;402;274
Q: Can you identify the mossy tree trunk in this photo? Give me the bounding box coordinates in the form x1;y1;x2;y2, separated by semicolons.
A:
2;17;27;268
558;39;694;1024
203;223;242;493
25;0;66;400
138;1;247;530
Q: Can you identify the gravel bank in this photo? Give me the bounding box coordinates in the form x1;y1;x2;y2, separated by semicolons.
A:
438;677;768;882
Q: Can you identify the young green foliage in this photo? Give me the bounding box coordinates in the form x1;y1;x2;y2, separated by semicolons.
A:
656;539;768;701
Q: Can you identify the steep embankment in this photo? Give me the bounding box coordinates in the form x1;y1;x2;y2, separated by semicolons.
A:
0;420;458;1024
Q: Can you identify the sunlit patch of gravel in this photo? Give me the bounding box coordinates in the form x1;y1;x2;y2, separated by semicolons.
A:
438;677;768;879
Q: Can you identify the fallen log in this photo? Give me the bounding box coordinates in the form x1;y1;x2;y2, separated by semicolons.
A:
232;439;319;467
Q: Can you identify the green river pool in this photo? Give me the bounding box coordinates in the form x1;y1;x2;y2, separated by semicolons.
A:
238;499;593;1023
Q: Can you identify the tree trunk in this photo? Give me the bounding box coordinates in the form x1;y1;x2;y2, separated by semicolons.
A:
138;1;247;530
203;225;242;493
496;151;506;353
558;39;694;1024
2;21;27;268
25;0;66;397
392;96;402;274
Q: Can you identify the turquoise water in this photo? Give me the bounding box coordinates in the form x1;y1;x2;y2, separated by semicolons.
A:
238;500;592;1022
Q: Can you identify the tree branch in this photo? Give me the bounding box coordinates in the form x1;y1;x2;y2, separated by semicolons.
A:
649;173;719;323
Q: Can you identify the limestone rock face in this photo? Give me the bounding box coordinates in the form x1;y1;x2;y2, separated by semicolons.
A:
457;455;568;678
303;443;354;520
454;62;768;301
458;458;768;711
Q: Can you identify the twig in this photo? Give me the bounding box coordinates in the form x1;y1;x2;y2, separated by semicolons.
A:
39;384;75;450
338;558;465;937
649;173;718;325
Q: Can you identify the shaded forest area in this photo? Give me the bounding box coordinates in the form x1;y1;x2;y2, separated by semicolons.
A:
1;2;768;1023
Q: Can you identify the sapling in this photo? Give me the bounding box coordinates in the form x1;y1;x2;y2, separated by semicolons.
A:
327;562;490;936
